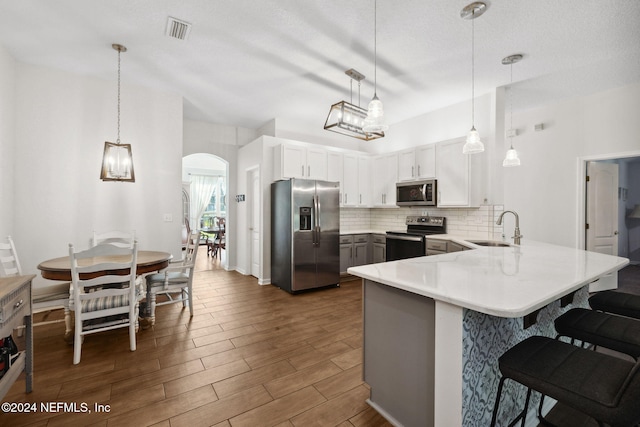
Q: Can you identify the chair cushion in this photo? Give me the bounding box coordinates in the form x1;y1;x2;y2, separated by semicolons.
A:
146;271;189;286
555;308;640;358
32;282;71;302
499;336;640;426
81;294;131;313
589;291;640;320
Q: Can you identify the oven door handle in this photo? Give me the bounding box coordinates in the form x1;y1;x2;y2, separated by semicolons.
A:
386;234;424;242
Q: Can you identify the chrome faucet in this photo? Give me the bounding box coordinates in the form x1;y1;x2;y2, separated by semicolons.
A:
496;210;523;245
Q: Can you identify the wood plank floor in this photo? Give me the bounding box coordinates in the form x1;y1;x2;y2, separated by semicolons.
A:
3;250;392;427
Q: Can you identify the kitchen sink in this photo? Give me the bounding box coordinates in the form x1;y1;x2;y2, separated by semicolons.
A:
467;240;511;247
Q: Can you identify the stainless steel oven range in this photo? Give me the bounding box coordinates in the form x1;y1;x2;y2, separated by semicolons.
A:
385;216;446;261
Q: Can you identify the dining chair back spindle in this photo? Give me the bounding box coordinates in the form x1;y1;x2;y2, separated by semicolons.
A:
69;241;140;364
2;236;72;337
0;235;22;277
144;230;199;326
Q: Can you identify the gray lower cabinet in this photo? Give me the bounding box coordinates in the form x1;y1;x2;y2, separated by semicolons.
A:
372;234;386;263
426;239;447;256
340;233;373;273
340;235;354;274
353;234;370;267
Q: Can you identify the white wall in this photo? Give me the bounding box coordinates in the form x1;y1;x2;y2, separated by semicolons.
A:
504;82;640;248
236;136;278;283
183;119;259;271
0;45;15;239
12;62;183;284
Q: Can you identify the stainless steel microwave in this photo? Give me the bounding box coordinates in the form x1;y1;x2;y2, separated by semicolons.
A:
396;180;437;206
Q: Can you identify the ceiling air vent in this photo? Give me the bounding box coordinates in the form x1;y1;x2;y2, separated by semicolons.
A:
166;17;192;40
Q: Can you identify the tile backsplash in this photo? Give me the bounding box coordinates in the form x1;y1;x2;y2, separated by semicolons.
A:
340;205;505;240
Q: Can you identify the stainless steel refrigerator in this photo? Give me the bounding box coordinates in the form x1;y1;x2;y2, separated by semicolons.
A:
271;178;340;293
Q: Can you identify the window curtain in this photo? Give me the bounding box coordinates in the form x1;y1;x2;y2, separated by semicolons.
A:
189;175;217;230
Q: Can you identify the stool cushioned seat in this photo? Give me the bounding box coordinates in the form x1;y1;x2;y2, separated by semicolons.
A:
555;308;640;359
495;336;640;427
589;291;640;320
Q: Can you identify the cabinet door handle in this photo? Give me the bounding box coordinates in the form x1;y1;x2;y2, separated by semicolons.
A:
418;165;421;176
359;194;362;204
412;166;414;177
308;165;310;176
14;299;24;309
350;247;353;259
301;165;304;176
345;194;347;204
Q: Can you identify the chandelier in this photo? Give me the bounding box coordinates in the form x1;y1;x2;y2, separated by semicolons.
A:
324;69;384;141
100;43;135;182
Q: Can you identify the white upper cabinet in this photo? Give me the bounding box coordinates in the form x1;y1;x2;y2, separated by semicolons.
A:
416;145;436;179
342;154;359;207
273;144;327;181
398;145;436;181
372;153;398;207
435;138;482;207
358;156;371;207
342;153;370;207
327;150;344;200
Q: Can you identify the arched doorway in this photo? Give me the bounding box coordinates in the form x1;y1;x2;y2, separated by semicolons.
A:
182;153;229;269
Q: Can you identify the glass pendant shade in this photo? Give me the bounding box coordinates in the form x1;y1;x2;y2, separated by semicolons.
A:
502;146;521;167
363;94;388;133
100;141;135;181
462;127;484;154
324;100;384;141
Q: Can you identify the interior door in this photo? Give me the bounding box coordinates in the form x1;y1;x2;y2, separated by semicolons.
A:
250;168;260;278
586;161;619;291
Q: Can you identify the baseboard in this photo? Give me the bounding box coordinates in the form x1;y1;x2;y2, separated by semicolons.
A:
258;278;271;285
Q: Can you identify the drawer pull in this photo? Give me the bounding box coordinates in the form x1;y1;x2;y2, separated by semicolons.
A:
14;299;24;309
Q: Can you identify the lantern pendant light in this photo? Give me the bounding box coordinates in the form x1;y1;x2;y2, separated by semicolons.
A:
100;43;135;182
461;2;487;155
363;0;389;133
502;54;523;167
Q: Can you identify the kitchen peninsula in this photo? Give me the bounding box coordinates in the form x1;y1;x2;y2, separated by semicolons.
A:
347;239;629;427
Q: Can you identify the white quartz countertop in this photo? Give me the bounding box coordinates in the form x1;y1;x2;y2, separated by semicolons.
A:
347;240;629;318
340;229;388;235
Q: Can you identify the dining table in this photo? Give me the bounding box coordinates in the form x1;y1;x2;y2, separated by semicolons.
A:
37;250;172;281
37;250;172;339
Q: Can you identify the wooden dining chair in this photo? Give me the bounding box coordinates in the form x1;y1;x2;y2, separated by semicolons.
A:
212;217;226;258
92;230;135;248
1;236;71;338
68;241;140;364
144;231;199;326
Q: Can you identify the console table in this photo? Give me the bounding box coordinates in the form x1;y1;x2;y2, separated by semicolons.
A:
0;275;34;399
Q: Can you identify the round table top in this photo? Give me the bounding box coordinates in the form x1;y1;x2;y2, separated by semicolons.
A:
37;250;172;281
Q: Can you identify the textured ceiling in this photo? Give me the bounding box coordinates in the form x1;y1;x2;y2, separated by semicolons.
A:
1;0;639;130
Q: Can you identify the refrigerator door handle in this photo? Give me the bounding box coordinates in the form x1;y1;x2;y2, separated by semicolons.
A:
315;194;321;245
313;194;320;246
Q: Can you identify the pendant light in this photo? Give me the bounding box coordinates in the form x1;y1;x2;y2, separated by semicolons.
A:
100;43;135;182
363;0;389;134
502;54;523;167
324;68;384;141
461;2;487;155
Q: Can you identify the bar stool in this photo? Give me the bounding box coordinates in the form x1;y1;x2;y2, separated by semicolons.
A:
554;307;640;360
589;290;640;320
490;336;640;427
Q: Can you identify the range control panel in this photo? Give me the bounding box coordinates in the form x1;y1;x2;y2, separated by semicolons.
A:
405;216;445;226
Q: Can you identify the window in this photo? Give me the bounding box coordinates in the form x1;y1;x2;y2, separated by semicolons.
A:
200;176;226;228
